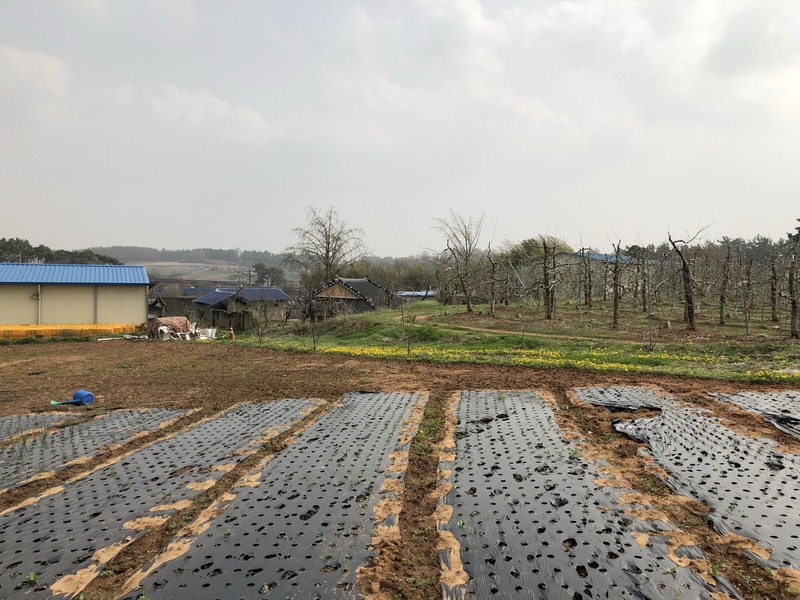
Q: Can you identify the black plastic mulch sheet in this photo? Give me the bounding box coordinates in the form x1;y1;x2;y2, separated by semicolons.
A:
576;386;800;571
0;409;187;491
0;400;314;598
572;386;672;412
438;391;724;599
0;413;76;444
709;391;800;440
123;392;422;600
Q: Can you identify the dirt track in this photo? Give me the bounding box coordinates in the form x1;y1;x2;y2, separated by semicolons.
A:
1;341;798;599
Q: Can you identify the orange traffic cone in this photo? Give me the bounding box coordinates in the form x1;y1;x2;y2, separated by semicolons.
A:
229;327;235;341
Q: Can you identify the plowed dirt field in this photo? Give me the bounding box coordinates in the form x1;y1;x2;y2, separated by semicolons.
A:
0;341;798;599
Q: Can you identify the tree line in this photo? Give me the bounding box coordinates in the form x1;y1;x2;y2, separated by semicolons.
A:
0;238;121;265
7;211;800;338
89;245;283;268
282;208;800;338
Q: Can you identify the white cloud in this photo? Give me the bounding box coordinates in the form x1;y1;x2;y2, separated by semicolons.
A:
419;0;507;42
467;79;563;125
150;84;274;143
93;83;276;144
505;0;650;49
0;44;71;96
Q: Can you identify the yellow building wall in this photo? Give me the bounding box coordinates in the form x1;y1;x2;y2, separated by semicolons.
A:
0;285;147;325
0;286;39;325
42;286;95;324
97;286;147;324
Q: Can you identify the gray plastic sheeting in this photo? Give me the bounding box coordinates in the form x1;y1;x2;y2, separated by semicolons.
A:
123;392;422;600
575;386;800;572
0;409;186;491
0;413;76;443
438;390;726;599
0;401;313;599
709;391;800;440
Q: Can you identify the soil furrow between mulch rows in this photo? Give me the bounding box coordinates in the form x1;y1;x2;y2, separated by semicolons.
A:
360;391;449;600
79;399;333;599
118;392;423;599
0;401;320;599
556;386;800;600
0;408;204;513
0;408;188;495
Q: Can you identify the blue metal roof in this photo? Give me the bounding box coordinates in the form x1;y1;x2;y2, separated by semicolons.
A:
396;290;438;297
236;288;291;302
193;290;235;307
0;263;149;285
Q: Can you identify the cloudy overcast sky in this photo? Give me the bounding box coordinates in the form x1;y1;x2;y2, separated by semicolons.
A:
1;0;798;257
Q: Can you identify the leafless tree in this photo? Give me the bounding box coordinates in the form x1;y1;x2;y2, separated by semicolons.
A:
625;245;651;313
789;220;800;338
542;238;556;319
668;228;708;330
612;241;624;328
739;255;753;335
434;211;485;313
769;253;781;323
487;242;499;316
283;206;367;289
578;248;593;308
719;245;732;325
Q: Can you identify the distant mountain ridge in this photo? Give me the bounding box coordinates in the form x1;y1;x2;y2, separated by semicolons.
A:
90;246;283;267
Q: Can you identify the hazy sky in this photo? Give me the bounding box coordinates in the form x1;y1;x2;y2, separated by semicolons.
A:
1;0;798;257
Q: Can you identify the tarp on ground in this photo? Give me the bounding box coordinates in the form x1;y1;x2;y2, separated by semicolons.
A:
147;316;193;339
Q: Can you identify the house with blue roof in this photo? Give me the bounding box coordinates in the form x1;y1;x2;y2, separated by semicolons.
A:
0;263;149;326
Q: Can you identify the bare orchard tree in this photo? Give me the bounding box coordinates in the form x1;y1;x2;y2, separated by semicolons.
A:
668;228;708;331
541;237;556;319
789;220;800;339
282;206;367;289
718;244;732;325
487;243;498;316
578;248;593;308
434;211;485;313
540;235;573;320
611;241;625;328
769;253;781;323
738;255;754;335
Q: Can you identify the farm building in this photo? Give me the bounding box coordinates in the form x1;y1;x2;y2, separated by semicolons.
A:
0;263;149;326
312;277;390;315
193;287;291;329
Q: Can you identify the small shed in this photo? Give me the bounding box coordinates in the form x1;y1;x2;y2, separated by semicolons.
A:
0;263;149;326
148;296;201;321
193;287;291;329
312;277;390;315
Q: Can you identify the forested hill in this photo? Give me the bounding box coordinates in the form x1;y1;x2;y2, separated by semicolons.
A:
0;238;121;265
90;246;283;267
